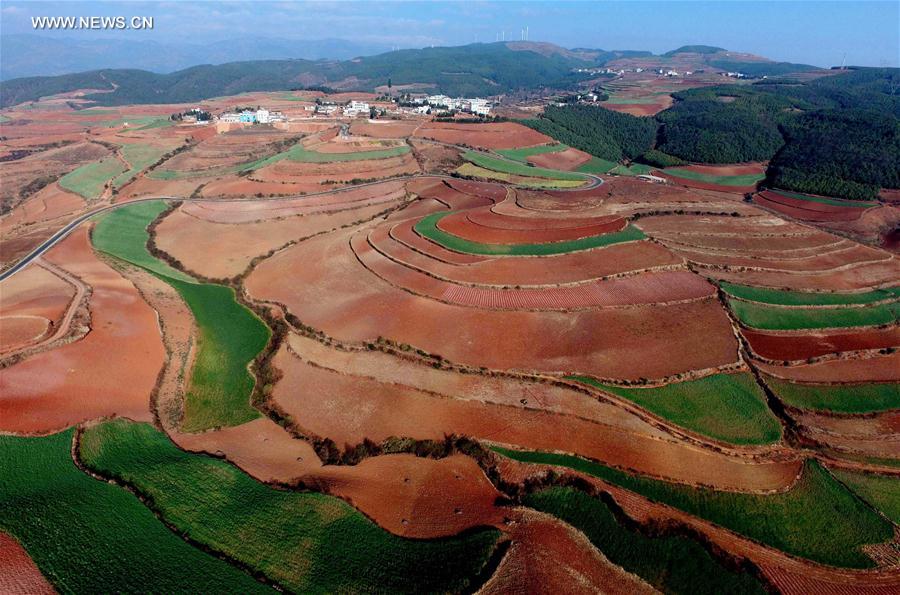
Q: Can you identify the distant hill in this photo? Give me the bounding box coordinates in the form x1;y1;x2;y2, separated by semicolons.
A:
663;45;727;57
0;34;393;80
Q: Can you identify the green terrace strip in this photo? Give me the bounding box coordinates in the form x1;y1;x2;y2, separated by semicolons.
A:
415;211;645;256
495;143;568;162
523;487;768;595
240;143;411;171
728;299;900;330
80;420;502;593
0;430;271;593
492;447;892;568
832;469;900;524
93;201;269;431
576;156;618;174
770;189;880;208
462;150;589;181
100;115;173;129
567;374;782;445
608;162;654;176
721;282;900;306
111;144;169;188
765;376;900;414
59;158;127;199
662;168;765;187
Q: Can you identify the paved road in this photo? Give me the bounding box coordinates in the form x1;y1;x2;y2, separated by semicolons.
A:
0;146;601;282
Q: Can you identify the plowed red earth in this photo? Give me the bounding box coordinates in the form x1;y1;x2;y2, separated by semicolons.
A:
434;210;626;244
658;163;766;193
755;191;871;222
500;459;900;595
526;147;593;171
272;348;799;491
708;260;900;291
671;243;890;272
356;230;712;309
413;122;552;149
480;509;655;595
745;327;900;361
758;351;900;383
350;120;420;138
0;532;54;595
0;228;162;434
0;264;74;353
248;227;739;380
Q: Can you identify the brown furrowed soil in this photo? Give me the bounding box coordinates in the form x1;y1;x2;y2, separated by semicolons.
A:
744;327;900;361
0;532;55;595
413;122;552;149
755;190;873;222
758;351;900;383
526;147;593;171
0;227;162;434
0;263;75;353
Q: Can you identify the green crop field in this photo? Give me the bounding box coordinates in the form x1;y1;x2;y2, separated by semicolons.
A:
495;143;567;162
80;420;501;593
100;115;172;129
456;163;586;188
765;376;900;413
721;282;900;306
568;373;782;445
415;211;645;256
0;430;271;593
576;156;618;174
729;299;899;330
493;448;892;568
94;201;269;431
603;96;662;105
608;162;654;176
240;143;410;171
832;469;900;524
663;168;765;187
462;150;588;181
0;114;10;123
59;158;127;199
524;488;767;595
111;144;169;188
770;189;879;208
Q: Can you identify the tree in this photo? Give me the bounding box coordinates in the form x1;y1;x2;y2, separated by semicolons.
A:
387;77;393;95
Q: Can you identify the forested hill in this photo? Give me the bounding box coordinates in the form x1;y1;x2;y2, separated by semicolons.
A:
0;42;614;108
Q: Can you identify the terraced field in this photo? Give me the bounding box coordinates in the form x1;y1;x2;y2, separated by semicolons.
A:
729;298;899;330
58;157;126;199
765;376;900;413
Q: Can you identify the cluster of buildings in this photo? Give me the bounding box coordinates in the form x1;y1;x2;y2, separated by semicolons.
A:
573;66;646;76
657;69;694;77
412;95;493;116
219;108;286;124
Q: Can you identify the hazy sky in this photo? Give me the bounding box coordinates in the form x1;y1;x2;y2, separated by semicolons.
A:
2;1;898;67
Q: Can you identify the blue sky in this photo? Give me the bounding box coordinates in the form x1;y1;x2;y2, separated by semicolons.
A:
1;1;897;67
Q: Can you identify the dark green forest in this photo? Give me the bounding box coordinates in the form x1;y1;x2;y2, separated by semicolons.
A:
524;104;657;161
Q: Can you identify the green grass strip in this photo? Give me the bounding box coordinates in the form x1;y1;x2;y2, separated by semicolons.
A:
832;469;900;524
0;430;271;593
463;150;588;181
241;143;411;171
415;211;645;256
603;96;662;105
524;487;767;595
111;144;169;188
93;201;268;431
493;448;892;568
765;376;900;413
721;282;900;306
495;143;568;162
568;373;782;445
663;168;765;187
770;189;879;208
729;299;899;330
576;156;618;174
80;420;501;593
59;158;127;199
609;162;654;176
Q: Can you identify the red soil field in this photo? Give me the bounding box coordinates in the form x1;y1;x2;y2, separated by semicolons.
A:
637;213;797;236
526;147;593;171
604;99;673;117
444;178;510;202
357;230;712;309
653;230;844;253
0;228;163;434
0;532;55;595
286;332;671;439
350;120;420;138
745;326;900;361
157;200;400;278
683;163;767;177
708;258;900;292
390;217;488;265
500;459;900;595
671;243;890;272
248;224;741;380
2;184;85;230
413;121;552;149
272;349;799;491
481;509;655;595
434;209;626;244
758;351;900;383
468;205;620;230
0;263;75;353
755;191;872;222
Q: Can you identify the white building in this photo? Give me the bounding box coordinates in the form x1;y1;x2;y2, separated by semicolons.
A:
255;109;271;124
426;94;451;108
468;98;491;115
343;101;370;117
218;113;241;123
